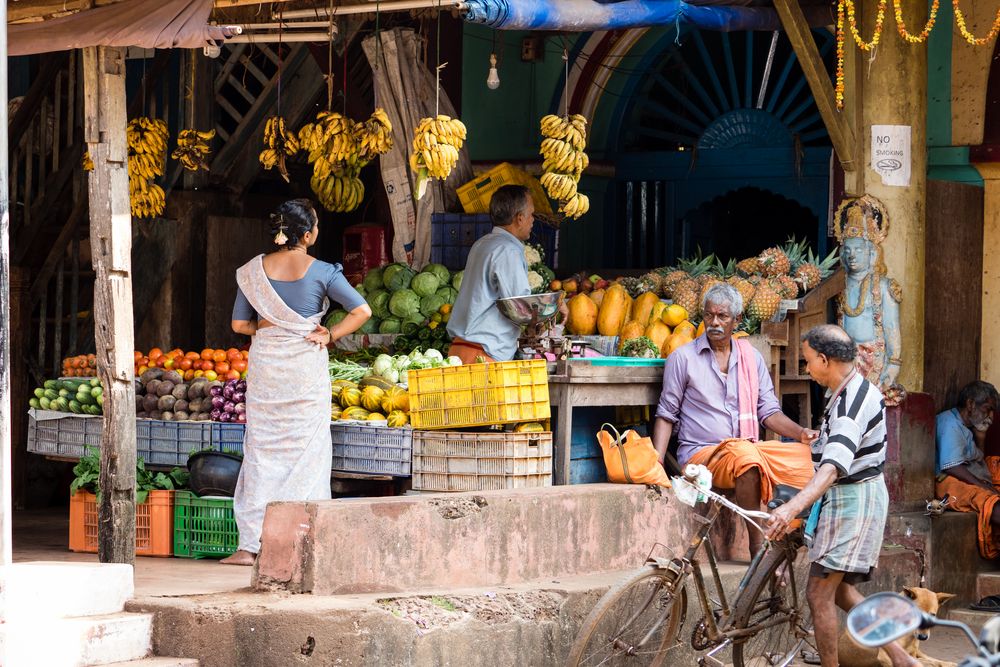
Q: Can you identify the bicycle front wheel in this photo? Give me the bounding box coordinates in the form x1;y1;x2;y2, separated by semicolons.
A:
566;564;687;667
730;539;812;667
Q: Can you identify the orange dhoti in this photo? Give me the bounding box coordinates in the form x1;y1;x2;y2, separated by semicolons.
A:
687;439;814;505
447;339;497;365
936;457;1000;559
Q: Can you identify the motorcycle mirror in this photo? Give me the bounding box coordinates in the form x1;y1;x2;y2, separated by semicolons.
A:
847;592;924;648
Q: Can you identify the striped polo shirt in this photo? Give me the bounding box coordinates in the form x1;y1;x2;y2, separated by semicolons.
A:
812;371;887;483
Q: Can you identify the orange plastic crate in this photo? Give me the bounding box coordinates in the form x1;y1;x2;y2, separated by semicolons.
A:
407;359;550;429
69;489;175;557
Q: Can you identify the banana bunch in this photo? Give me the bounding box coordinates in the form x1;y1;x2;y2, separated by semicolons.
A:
409;115;467;200
171;129;215;172
310;169;365;213
126;117;168;218
260;116;299;182
299;109;394;213
81;152;94;172
539;114;590;220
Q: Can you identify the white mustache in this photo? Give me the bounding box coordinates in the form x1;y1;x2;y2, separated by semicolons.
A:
706;327;725;335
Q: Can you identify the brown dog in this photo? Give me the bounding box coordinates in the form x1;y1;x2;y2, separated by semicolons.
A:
837;586;956;667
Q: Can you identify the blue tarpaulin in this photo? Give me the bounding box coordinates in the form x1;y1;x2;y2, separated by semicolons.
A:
462;0;834;32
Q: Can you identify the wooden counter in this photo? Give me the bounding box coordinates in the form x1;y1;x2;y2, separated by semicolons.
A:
548;361;664;485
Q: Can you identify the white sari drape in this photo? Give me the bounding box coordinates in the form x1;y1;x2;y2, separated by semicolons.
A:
233;255;332;553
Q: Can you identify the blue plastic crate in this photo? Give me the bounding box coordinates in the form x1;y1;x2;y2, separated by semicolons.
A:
136;419;213;467
430;213;559;271
210;422;245;456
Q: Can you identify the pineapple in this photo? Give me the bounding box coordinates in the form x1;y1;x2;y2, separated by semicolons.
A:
728;276;756;307
757;245;790;278
699;276;724;308
747;280;781;321
641;271;664;296
736;255;762;276
794;247;840;292
620;275;658;298
672;279;701;317
775;275;800;300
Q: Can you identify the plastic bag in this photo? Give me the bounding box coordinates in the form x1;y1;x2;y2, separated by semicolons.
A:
671;464;713;507
596;423;671;487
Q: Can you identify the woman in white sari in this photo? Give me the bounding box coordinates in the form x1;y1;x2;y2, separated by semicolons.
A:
222;199;371;566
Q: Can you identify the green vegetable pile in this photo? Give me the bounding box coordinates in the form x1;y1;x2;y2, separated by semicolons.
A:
621;336;660;359
30;378;103;415
71;446;189;503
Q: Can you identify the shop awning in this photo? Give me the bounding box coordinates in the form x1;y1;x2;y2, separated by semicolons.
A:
462;0;834;32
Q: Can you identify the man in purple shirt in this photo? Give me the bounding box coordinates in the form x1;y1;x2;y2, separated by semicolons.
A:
653;284;817;554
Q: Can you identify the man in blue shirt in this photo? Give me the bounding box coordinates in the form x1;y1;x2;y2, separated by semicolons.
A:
447;185;533;362
936;381;1000;559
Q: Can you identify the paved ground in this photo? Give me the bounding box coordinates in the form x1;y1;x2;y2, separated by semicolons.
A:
12;508;985;664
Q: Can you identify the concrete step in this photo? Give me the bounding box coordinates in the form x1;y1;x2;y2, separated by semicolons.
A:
2;561;133;619
254;484;749;595
100;659;198;667
0;611;153;667
978;572;1000;601
943;607;999;636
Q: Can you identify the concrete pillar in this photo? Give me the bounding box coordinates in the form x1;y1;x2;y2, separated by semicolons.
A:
852;0;928;391
975;163;1000;385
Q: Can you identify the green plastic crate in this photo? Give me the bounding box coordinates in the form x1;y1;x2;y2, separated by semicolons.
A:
173;491;238;559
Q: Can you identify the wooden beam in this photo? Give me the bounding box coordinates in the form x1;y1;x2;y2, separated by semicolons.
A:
773;0;857;173
28;196;86;304
83;45;137;565
7;0;124;24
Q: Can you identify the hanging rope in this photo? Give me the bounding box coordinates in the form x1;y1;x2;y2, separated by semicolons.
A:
276;8;283;118
562;47;569;118
435;0;446;117
326;0;335;111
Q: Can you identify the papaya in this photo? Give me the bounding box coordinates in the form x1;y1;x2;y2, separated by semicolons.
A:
387;410;409;427
360;385;386;412
590;289;606;308
649;300;668;326
618;321;645;351
663;332;695;357
597;284;630;336
631;292;660;328
566;293;598;336
644;321;672;353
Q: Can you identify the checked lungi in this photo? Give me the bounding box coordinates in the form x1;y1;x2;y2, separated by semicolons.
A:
808;474;889;575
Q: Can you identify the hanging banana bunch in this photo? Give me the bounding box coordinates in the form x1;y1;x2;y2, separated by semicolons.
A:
81;152;94;172
260;116;299;183
172;129;215;172
126;117;168;219
538;113;590;220
298;108;393;213
409;114;467;200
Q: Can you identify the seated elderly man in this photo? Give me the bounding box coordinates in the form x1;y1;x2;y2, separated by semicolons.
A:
653;283;817;553
936;381;1000;564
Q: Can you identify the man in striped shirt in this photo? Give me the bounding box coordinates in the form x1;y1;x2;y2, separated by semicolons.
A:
766;325;913;667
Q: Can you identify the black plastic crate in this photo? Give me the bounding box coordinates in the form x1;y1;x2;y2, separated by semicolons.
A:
430;213;558;271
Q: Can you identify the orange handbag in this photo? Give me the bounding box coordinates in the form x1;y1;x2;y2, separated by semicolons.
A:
597;423;672;488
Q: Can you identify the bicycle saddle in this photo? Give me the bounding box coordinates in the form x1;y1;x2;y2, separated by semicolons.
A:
767;484;811;519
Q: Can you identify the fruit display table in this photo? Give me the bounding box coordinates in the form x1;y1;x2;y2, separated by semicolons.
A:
548;361;663;485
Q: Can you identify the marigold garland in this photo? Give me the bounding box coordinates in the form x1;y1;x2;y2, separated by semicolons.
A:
953;1;1000;47
836;0;846;109
844;0;888;51
895;0;939;43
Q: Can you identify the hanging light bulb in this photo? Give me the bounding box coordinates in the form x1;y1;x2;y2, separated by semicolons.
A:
486;53;500;90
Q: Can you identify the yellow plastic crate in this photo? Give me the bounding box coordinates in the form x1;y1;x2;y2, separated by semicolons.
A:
456;163;554;216
407;359;550;429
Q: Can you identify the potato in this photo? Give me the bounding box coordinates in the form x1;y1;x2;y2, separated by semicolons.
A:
161;411;175;421
156;381;175;397
173;411;190;421
145;379;162;396
174;399;189;414
158;395;176;411
172;384;189;400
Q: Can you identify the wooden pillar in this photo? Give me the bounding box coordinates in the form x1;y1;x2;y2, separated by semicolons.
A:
976;163;1000;385
855;0;928;392
83;46;137;565
9;267;30;510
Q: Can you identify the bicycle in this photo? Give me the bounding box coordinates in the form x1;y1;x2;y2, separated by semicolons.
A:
566;467;816;667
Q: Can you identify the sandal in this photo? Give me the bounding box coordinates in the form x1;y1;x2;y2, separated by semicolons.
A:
970;594;1000;611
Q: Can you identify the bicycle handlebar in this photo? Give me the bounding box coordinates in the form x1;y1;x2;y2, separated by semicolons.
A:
674;475;771;534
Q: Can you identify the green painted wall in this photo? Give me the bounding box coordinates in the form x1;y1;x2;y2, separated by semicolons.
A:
461;25;570;161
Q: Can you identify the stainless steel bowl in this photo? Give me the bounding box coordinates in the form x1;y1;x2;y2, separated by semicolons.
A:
495;291;565;326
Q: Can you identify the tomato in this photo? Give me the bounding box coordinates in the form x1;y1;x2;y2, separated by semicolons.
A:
149;347;163;360
133;351;143;362
232;359;248;373
179;359;193;371
215;361;230;374
225;369;241;381
200;348;213;361
241;350;249;360
226;347;241;361
204;370;219;382
202;360;214;372
183;369;196;381
193;370;205;378
185;351;200;361
212;350;227;363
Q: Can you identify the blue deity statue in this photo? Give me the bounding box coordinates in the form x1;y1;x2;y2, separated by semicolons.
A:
834;195;903;397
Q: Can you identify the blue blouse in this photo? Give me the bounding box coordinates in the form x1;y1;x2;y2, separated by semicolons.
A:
232;260;366;321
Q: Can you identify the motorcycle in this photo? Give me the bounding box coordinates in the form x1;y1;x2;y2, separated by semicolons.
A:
847;591;1000;667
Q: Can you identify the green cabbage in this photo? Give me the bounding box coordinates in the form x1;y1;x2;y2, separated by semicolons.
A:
420;294;446;318
379;318;401;334
358;317;379;334
423;263;451;285
452;270;464;291
411;271;442;297
389;289;421;318
436;286;458;304
323;309;348;329
383;263;415;291
362;267;384;293
405;313;425;327
369;290;391;320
